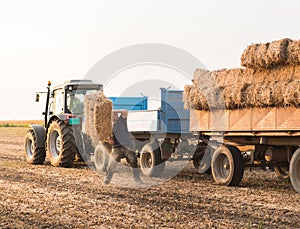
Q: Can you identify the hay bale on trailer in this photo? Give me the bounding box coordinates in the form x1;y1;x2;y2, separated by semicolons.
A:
241;38;291;69
288;40;300;65
184;66;300;110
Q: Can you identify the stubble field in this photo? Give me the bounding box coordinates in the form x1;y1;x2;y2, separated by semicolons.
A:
0;127;299;228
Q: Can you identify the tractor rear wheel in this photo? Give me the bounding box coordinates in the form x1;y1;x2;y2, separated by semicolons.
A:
46;119;76;167
24;129;46;164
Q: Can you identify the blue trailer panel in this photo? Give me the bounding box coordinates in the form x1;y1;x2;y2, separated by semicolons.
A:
159;89;190;134
109;96;148;111
125;89;190;135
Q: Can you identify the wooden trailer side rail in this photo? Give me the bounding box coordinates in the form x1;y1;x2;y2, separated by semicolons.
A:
190;107;300;135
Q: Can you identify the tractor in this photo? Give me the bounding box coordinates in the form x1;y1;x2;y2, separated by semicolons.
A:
24;80;103;167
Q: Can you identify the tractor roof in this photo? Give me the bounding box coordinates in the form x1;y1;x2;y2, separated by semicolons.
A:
53;79;102;91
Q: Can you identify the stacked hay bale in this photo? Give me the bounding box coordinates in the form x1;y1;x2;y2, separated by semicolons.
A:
84;92;113;146
184;38;300;110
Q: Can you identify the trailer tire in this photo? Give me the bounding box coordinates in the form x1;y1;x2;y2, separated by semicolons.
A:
290;148;300;194
140;144;165;177
212;145;244;186
193;144;212;174
24;129;46;164
46;119;76;167
94;143;110;172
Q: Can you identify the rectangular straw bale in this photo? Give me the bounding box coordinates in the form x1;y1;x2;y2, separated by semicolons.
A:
255;43;269;67
184;83;209;110
243;83;271;108
94;100;113;142
240;43;260;69
193;68;212;86
294;65;300;80
241;38;291;69
84;91;107;145
268;65;295;82
273;81;289;107
190;84;209;110
242;68;255;84
288;40;300;65
213;68;245;87
222;82;248;109
265;38;291;67
284;80;300;107
252;68;271;82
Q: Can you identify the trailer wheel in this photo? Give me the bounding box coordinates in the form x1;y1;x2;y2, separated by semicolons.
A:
193;145;212;174
140;144;165;177
212;145;244;186
24;129;46;164
94;143;110;172
290;148;300;194
46;119;76;167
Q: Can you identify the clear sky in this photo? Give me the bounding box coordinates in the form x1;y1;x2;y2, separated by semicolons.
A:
0;0;299;120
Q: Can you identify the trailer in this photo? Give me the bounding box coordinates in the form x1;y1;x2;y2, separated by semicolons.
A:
93;88;193;177
125;88;192;177
190;107;300;193
115;90;300;194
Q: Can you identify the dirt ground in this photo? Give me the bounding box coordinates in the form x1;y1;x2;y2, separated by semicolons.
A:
0;127;300;229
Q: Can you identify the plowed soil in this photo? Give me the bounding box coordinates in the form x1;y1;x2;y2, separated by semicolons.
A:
0;127;299;229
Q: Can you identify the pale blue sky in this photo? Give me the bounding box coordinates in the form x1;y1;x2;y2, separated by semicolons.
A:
0;0;299;120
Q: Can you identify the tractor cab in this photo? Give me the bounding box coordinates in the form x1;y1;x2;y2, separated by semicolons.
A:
36;80;103;127
51;80;103;115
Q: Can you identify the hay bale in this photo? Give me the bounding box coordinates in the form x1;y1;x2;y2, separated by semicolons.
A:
265;38;291;67
288;40;300;65
252;65;295;83
240;43;260;69
213;68;246;87
243;82;274;108
284;80;300;107
273;81;288;107
84;91;108;145
94;100;113;142
295;65;300;80
193;68;212;86
241;38;291;69
185;52;300;110
223;83;249;109
187;84;209;110
183;85;192;109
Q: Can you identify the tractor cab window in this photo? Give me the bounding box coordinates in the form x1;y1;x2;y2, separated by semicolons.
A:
66;89;99;114
53;89;64;114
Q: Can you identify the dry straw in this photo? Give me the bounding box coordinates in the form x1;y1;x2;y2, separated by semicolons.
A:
94;100;113;142
184;64;300;110
241;38;291;69
84;92;112;146
288;40;300;65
